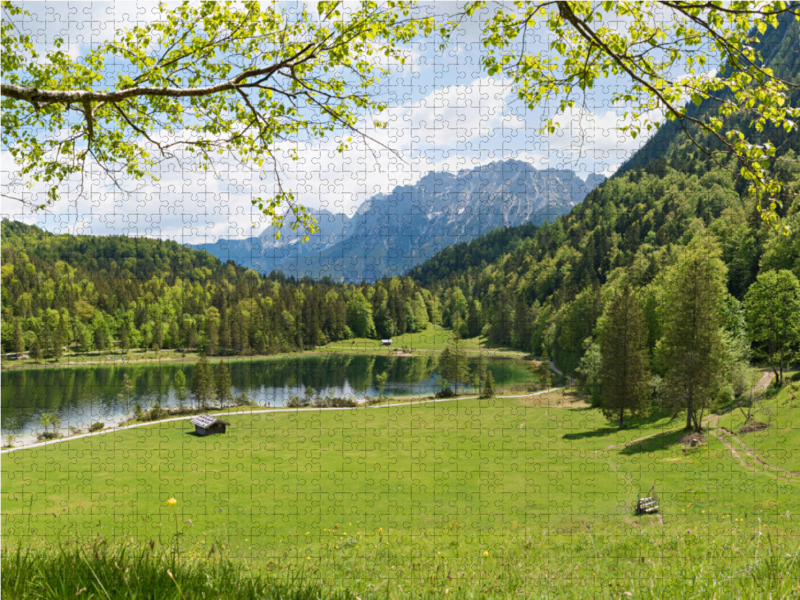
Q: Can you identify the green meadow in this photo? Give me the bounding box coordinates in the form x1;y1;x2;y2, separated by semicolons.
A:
5;385;800;598
317;324;521;356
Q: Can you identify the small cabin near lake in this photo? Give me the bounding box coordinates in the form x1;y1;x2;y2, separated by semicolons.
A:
190;414;230;436
381;339;392;346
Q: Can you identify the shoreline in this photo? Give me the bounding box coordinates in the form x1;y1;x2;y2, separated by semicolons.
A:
0;387;570;453
1;346;529;372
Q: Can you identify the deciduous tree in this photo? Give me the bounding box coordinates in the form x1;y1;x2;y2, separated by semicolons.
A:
458;1;800;233
745;269;800;386
1;1;431;233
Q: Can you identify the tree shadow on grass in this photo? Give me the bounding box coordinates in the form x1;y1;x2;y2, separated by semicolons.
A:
619;429;685;455
562;427;618;440
627;409;682;428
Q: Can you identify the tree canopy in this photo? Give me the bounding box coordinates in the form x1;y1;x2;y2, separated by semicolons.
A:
1;0;431;233
2;1;798;233
452;1;800;233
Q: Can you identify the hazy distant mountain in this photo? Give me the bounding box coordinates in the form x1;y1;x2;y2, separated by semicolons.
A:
190;159;605;281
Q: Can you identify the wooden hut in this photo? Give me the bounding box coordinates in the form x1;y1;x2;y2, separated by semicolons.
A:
381;339;392;346
190;414;230;436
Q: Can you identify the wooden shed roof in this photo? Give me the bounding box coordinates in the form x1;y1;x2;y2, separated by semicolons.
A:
190;414;230;428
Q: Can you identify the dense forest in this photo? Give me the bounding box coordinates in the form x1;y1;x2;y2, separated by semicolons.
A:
0;220;437;357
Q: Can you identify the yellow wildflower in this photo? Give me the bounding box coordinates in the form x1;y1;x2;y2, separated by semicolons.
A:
166;498;177;506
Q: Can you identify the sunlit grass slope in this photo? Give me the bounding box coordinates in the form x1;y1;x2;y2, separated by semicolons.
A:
5;394;800;598
714;375;800;472
317;323;517;354
5;397;800;553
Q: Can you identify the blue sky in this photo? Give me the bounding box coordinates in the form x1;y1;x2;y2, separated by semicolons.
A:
1;1;661;244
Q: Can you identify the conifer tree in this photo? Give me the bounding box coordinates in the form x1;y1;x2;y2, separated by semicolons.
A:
214;362;234;407
119;324;130;354
206;321;219;356
13;319;23;354
52;319;63;358
169;321;180;351
438;332;471;394
658;236;727;431
599;283;650;430
481;369;496;399
30;337;42;361
174;369;187;409
540;347;552;389
192;356;214;410
42;318;52;358
154;322;163;351
219;312;231;355
118;373;134;413
95;326;107;351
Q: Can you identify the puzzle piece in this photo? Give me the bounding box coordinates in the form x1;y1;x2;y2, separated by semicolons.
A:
3;2;800;598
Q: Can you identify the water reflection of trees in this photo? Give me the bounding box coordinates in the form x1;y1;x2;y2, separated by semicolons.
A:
1;355;537;432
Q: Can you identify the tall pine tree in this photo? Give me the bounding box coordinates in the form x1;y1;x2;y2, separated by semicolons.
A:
192;355;214;410
13;319;23;354
658;236;727;432
599;283;650;429
214;362;234;407
438;332;471;394
540;347;552;389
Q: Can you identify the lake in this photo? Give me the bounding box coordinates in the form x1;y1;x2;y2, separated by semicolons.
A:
1;354;542;442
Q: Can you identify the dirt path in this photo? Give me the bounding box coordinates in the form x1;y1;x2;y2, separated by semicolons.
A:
1;386;567;454
701;368;798;480
712;426;800;479
752;370;775;395
601;409;800;484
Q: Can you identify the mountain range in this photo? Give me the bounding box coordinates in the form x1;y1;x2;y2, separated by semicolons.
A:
190;160;606;282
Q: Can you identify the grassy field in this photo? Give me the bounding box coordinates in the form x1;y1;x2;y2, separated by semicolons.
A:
5;381;800;598
714;376;800;473
317;324;521;356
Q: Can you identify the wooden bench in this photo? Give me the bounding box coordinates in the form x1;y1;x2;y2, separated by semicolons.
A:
636;485;660;514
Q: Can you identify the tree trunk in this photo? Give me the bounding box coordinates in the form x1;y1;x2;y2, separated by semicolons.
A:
619;408;625;430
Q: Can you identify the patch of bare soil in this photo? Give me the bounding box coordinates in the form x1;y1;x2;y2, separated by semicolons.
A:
679;431;707;447
520;390;589;408
739;421;771;435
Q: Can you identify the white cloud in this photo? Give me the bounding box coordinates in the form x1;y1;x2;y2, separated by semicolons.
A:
2;3;667;242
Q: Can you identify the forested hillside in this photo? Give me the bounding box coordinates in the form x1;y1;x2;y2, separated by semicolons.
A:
406;16;800;428
405;221;540;287
0;221;436;357
420;157;797;355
